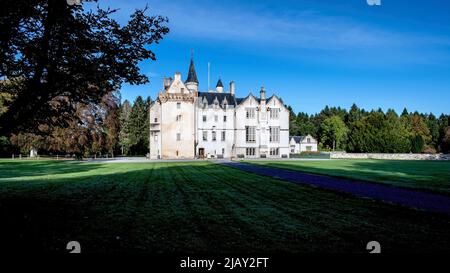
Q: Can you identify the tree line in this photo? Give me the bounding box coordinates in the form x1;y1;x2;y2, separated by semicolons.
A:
0;94;151;157
2;98;449;157
287;104;450;154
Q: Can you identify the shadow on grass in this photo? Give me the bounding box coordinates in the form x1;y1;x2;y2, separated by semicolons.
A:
0;160;104;179
1;164;450;254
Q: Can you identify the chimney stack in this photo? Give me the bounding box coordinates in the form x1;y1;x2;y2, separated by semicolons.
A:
230;81;235;96
163;76;172;90
174;72;181;81
260;86;266;101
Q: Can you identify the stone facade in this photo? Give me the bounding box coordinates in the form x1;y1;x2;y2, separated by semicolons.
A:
330;152;450;160
149;58;290;159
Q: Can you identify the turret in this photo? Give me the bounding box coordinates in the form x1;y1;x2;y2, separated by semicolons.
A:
216;78;223;93
185;56;199;92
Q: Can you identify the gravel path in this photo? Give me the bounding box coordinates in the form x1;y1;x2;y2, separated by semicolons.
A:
220;162;450;215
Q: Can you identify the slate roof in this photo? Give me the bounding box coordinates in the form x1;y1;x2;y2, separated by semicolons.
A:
290;135;316;143
216;79;223;87
185;58;198;83
290;136;305;144
198;92;237;107
235;98;245;105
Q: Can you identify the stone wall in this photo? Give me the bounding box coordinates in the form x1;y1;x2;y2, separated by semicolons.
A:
330;152;450;160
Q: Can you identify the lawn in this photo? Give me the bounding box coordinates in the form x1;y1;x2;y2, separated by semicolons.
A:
245;159;450;195
1;159;450;254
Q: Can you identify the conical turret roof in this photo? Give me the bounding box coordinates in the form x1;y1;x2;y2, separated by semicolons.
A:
186;57;198;84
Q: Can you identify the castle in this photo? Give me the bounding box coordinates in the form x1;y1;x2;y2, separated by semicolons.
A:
149;57;290;159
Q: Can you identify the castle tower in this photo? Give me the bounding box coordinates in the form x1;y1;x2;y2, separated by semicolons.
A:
216;78;223;93
185;56;199;92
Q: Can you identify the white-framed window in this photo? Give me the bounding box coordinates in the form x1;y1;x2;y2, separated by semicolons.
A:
223;115;227;122
270;148;279;156
214;115;218;122
154;118;158;123
176;114;182;121
270;108;279;119
246;108;255;119
306;146;312;151
203;131;207;141
270;127;280;142
177;102;181;109
222;148;225;155
246;126;256;142
212;131;217;141
221;131;226;141
246;148;256;156
203;115;207;122
176;133;181;141
307;138;311;143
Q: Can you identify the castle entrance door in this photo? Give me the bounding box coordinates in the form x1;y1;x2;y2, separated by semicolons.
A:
199;148;205;159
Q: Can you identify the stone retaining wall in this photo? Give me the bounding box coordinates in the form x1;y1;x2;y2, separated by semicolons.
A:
330;152;450;160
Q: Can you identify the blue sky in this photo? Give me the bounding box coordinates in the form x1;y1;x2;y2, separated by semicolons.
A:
87;0;450;115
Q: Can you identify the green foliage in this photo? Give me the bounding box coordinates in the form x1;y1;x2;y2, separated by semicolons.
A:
0;136;14;156
426;113;440;148
119;100;132;155
286;103;449;154
442;127;450;153
347;110;411;153
320;115;348;150
127;96;150;155
0;0;168;135
411;135;425;153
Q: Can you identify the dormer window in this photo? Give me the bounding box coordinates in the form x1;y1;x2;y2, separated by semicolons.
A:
270;108;279;119
246;108;255;119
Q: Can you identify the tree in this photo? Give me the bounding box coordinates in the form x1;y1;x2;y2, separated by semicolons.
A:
425;113;439;150
0;0;169;135
103;93;120;157
384;109;411;153
411;134;425;153
347;103;364;124
401;108;409;117
128;96;149;155
403;113;431;153
347;110;411;153
296;112;318;137
0;80;15;116
441;127;450;154
438;114;450;152
320;115;348;150
119;100;132;155
286;106;300;136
